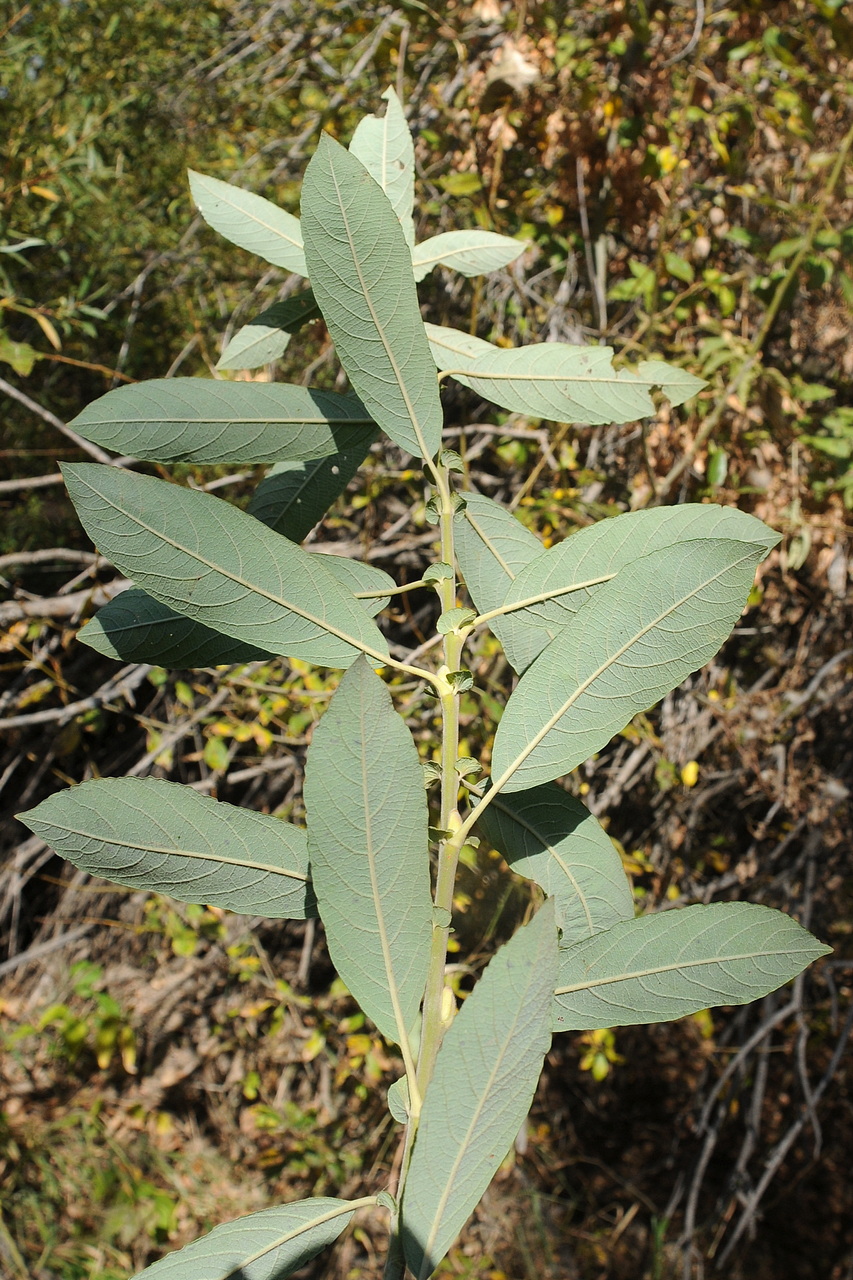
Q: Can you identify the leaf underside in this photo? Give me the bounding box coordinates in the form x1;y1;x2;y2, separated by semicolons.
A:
497;503;780;673
492;538;765;792
552;902;831;1031
189;168;307;275
349;86;416;249
248;436;377;543
402;902;558;1280
63;464;388;669
19;777;316;919
474;783;634;944
302;134;443;461
303;657;433;1044
130;1197;355;1280
68;380;376;464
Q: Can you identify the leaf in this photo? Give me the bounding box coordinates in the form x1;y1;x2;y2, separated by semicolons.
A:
453;492;543;658
247;437;376;542
19;777;316;919
301;133;442;461
401;902;558;1280
216;321;293;371
412;230;525;282
496;504;780;673
189;169;307;275
129;1197;358;1279
63;464;388;669
349;86;415;249
68;381;375;464
425;323;706;422
0;330;41;377
387;1075;410;1123
491;539;765;793
552;902;831;1031
474;784;633;944
317;553;395;615
79;588;274;667
303;657;432;1044
217;291;322;371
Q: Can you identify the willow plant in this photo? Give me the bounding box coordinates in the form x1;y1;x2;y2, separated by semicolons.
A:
19;91;830;1280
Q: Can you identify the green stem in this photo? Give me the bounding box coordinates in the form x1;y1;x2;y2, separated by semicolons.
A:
415;464;463;1099
354;579;429;599
472;571;616;628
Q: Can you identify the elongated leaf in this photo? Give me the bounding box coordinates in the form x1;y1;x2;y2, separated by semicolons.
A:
497;504;779;673
302;134;442;461
248;437;376;542
79;587;274;666
318;553;394;615
80;559;389;667
217;291;321;371
19;777;316;918
349;87;415;249
453;492;543;657
552;902;831;1031
491;539;764;792
412;230;525;282
303;657;432;1044
217;322;293;371
474;784;633;944
130;1197;358;1279
425;323;705;422
402;902;558;1280
189;169;307;275
63;465;388;669
69;381;375;464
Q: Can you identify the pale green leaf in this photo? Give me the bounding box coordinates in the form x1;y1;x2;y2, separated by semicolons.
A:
387;1075;410;1124
189;169;307;275
412;231;525;282
217;291;321;371
19;777;316;919
129;1197;357;1279
349;87;415;248
402;903;558;1280
303;657;432;1044
496;504;780;673
79;588;273;667
474;784;633;944
453;492;543;659
425;323;705;422
552;902;831;1031
317;553;395;615
217;322;293;371
68;381;375;464
491;539;764;793
301;134;442;461
248;438;376;542
63;465;388;669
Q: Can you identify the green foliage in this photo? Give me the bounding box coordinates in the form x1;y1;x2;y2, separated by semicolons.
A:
18;92;830;1280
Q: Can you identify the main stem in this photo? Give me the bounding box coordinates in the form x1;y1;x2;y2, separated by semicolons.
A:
416;461;464;1100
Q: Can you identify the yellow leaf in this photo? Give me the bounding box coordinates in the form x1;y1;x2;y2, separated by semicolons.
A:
681;760;699;787
30;185;60;202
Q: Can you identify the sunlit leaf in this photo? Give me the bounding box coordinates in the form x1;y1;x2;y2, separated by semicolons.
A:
129;1197;358;1279
349;86;415;249
402;903;558;1280
553;902;831;1031
63;464;388;669
426;323;705;422
217;290;321;371
302;133;442;461
303;658;432;1044
19;777;316;918
412;230;525;282
68;381;375;464
189;169;307;275
453;492;543;658
491;539;765;792
496;504;780;673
